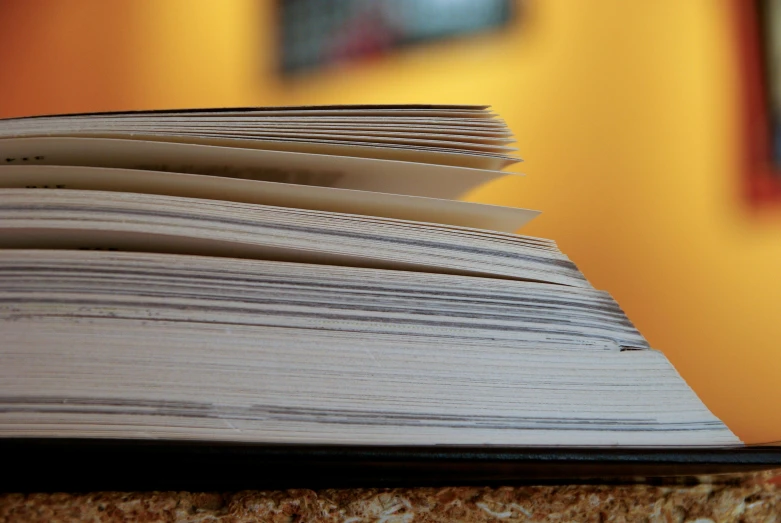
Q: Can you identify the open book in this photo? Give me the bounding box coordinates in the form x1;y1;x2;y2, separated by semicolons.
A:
3;105;773;488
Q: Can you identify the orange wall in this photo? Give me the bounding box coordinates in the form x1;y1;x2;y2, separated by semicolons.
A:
1;0;780;443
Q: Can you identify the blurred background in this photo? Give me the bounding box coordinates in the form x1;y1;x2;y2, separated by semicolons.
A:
1;0;780;444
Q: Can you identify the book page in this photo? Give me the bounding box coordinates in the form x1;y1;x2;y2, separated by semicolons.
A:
0;189;586;285
0;165;538;232
0;137;515;199
0;134;516;169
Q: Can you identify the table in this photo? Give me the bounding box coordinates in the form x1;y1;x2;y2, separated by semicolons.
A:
2;470;780;522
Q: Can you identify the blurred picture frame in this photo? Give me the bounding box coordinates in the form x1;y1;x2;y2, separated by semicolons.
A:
737;0;781;204
277;0;515;75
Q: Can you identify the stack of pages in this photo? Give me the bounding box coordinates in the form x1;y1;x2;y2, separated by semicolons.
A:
0;105;740;448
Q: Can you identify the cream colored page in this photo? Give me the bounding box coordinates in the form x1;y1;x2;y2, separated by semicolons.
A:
62;122;514;136
108;131;519;153
11;116;507;127
80;128;516;146
0;133;516;169
0;228;568;284
12;121;515;147
0;137;515;199
0;189;586;285
0;166;538;232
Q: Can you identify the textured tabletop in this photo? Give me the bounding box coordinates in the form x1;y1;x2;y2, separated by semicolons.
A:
2;470;781;522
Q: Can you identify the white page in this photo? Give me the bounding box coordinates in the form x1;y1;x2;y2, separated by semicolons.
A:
56;126;516;145
0;189;586;285
64;130;519;153
0;137;516;199
7;116;508;127
71;121;515;135
0;133;517;169
0;250;740;446
0;165;538;233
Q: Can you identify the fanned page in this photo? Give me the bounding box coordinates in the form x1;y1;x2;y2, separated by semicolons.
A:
0;105;520;170
0;189;580;285
0;105;536;232
0;165;537;233
0;137;513;200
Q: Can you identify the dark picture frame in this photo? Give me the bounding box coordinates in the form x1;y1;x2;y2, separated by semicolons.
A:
736;0;781;204
277;0;514;75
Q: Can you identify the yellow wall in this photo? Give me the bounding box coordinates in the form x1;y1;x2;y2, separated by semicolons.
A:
1;0;779;443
